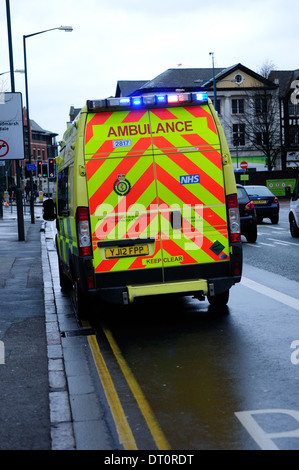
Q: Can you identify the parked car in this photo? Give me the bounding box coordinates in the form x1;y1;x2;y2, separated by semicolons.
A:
245;185;279;224
237;184;258;242
289;177;299;237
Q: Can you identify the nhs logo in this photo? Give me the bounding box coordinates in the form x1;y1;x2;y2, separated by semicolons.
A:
180;174;200;185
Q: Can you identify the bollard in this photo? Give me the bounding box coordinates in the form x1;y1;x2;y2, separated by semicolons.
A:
0;192;3;219
16;188;25;241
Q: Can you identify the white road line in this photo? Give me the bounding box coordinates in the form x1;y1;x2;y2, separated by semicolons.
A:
241;277;299;311
259;242;275;247
267;238;299;246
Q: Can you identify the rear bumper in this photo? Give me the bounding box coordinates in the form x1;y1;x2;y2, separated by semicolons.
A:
255;205;279;218
93;274;240;305
71;242;242;305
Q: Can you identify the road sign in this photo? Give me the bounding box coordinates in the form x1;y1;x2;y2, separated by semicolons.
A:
0;92;24;160
240;161;248;170
27;164;36;171
0;139;9;157
240;174;249;181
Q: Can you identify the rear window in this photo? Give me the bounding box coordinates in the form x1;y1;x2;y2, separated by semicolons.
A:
246;186;273;197
237;186;249;200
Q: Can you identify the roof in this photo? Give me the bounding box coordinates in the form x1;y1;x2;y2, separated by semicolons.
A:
30;119;57;137
136;68;224;93
115;80;150;97
268;69;299;97
115;64;278;96
203;63;278;89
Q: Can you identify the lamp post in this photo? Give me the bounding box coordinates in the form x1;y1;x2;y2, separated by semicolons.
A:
23;26;73;224
209;52;217;113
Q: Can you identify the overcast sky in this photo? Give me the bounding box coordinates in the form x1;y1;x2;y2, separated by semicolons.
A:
1;0;298;141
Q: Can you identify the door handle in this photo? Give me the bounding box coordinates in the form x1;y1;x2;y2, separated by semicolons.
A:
170;210;182;230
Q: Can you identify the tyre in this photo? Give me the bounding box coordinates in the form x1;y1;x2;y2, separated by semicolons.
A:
245;226;257;243
271;214;279;224
207;289;229;307
58;260;73;291
290;215;299;238
72;280;89;321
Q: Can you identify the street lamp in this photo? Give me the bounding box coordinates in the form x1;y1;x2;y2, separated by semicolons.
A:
23;26;73;224
209;52;217;113
0;69;24;76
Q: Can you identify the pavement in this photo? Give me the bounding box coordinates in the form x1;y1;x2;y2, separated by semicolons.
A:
0;202;114;451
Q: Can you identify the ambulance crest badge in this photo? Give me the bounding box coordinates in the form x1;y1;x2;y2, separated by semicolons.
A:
113;173;131;196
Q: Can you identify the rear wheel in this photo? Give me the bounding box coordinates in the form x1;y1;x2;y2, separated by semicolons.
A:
245;226;257;243
72;280;89;322
58;260;73;291
290;215;299;237
207;289;229;307
271;214;279;224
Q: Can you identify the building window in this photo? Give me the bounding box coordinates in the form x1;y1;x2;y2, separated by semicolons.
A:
211;99;221;114
255;97;267;114
289;127;299;146
256;132;268;145
232;99;244;114
234;73;244;85
233;124;245;146
42;149;45;161
289;103;299;116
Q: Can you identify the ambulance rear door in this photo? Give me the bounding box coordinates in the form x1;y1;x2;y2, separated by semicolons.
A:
84;107;164;285
148;102;230;281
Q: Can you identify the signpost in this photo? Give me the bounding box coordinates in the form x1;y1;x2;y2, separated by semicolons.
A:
0;92;25;238
0;92;24;161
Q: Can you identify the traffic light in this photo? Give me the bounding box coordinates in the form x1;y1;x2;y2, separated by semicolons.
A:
36;160;42;177
48;159;55;178
42;163;48;178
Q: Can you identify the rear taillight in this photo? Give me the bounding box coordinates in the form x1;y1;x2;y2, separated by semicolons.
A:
227;194;241;243
245;201;255;210
76;207;92;256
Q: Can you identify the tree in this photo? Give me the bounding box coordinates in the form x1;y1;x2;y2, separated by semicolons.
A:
233;85;280;170
257;59;276;79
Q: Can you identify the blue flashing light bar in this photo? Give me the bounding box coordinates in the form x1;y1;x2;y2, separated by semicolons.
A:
88;91;209;111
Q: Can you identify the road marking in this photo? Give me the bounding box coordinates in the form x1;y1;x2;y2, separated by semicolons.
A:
235;409;299;450
259;242;275;247
273;241;291;246
102;325;171;450
87;334;138;450
267;237;299;246
241;277;299;311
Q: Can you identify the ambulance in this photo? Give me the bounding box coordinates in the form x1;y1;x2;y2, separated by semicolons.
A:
43;91;242;318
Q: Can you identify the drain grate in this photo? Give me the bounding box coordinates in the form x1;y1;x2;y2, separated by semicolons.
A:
61;327;95;338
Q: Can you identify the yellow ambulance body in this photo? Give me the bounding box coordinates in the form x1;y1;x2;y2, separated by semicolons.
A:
46;92;242;317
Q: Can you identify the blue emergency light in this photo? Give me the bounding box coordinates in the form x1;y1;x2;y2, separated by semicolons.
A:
132;97;142;106
194;92;208;102
119;98;131;105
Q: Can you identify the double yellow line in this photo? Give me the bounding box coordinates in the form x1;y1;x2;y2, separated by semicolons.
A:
86;323;171;450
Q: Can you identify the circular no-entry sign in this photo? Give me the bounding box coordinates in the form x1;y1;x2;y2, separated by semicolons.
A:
240;161;248;170
0;140;9;158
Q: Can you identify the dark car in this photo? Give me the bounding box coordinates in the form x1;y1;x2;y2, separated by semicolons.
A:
245;185;279;224
237;184;257;243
